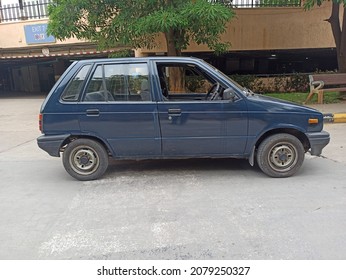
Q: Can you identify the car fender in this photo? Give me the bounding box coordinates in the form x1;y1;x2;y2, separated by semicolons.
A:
68;132;115;156
247;123;308;166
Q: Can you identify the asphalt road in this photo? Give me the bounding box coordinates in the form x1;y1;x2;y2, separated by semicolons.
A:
0;97;345;260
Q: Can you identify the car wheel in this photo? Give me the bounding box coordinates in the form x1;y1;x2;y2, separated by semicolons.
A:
62;138;108;181
256;133;305;178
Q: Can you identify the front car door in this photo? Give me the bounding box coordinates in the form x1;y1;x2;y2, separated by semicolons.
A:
152;59;248;157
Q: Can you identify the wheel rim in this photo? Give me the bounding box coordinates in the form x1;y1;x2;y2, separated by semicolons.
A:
69;146;100;176
268;142;298;172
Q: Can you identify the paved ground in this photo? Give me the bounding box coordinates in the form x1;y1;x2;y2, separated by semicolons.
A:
0;97;346;260
308;101;346;114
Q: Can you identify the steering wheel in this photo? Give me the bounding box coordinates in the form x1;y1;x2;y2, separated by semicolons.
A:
205;83;220;100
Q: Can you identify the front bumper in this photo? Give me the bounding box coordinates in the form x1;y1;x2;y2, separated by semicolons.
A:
37;134;70;157
306;130;330;156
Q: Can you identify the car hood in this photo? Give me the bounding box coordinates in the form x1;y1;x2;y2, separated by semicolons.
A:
245;93;321;115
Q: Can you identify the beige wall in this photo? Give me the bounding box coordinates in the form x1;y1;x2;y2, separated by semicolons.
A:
142;4;338;54
0;3;339;56
226;5;336;51
0;19;82;48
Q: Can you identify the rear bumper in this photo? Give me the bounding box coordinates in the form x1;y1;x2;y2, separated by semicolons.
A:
306;130;330;156
37;134;70;157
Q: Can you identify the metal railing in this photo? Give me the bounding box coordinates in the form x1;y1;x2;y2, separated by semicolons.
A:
231;0;301;7
0;0;302;23
211;0;301;8
0;0;52;22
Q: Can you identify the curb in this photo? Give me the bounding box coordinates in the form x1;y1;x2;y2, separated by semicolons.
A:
323;113;346;123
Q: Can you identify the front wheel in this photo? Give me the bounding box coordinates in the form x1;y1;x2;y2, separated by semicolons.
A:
62;138;109;181
256;133;305;178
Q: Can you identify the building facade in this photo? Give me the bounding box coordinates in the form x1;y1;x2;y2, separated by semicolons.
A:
0;0;339;94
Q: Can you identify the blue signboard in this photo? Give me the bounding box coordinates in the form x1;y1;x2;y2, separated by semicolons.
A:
24;23;56;45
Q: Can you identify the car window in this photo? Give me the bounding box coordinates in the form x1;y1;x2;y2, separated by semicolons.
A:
83;63;151;102
84;65;108;101
61;64;91;102
156;63;214;101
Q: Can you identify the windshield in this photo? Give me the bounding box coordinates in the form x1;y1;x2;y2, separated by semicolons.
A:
203;61;246;90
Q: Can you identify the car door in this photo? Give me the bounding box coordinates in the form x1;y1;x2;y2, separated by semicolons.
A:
154;60;248;157
78;62;161;158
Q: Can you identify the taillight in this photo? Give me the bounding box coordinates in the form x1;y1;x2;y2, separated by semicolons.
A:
39;114;43;132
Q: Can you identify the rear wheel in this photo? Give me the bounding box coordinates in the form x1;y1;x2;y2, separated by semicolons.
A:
256;133;305;178
62;138;109;181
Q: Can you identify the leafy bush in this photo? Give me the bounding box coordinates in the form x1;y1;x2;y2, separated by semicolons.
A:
185;76;207;92
230;73;309;93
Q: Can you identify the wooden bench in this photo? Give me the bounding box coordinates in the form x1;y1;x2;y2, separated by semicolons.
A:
304;73;346;104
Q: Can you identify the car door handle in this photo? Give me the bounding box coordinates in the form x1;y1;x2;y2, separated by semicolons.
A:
168;108;182;116
86;109;100;116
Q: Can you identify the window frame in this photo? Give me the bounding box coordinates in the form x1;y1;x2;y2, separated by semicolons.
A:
155;62;222;102
81;62;151;103
60;64;92;103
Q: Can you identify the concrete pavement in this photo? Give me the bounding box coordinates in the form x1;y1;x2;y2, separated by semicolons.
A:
307;102;346;123
2;146;346;260
0;97;346;260
307;102;346;114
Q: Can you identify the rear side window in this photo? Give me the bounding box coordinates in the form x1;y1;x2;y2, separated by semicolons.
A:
83;63;150;102
84;66;106;101
61;65;91;102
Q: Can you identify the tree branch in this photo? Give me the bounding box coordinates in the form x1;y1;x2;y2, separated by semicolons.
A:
327;2;341;49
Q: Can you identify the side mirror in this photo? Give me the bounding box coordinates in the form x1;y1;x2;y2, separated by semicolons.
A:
223;88;237;101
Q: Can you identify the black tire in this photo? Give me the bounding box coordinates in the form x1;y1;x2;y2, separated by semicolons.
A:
62;138;109;181
256;133;305;178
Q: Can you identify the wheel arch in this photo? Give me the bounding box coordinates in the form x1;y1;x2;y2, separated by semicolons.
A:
61;135;113;156
256;128;310;152
248;127;310;166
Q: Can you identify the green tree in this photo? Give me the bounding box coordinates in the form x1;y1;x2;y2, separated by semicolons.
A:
47;0;235;57
304;0;346;72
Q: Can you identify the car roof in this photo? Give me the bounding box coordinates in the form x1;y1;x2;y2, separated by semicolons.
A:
74;56;203;64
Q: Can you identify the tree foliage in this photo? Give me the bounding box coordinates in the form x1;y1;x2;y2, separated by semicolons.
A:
304;0;346;72
47;0;235;56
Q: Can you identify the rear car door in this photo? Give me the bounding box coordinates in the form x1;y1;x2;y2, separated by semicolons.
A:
76;62;161;158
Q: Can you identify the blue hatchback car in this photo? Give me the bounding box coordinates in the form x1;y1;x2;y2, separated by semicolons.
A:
37;57;330;180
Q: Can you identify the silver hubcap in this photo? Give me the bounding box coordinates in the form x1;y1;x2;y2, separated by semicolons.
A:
268;143;297;172
70;146;99;175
